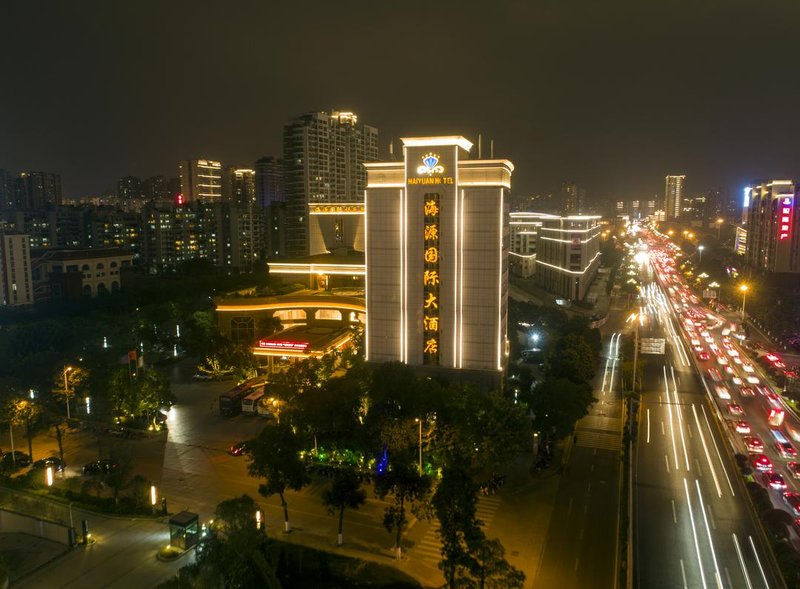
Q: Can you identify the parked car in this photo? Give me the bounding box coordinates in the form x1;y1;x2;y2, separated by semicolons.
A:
31;457;65;472
82;459;118;475
1;451;31;469
229;441;250;457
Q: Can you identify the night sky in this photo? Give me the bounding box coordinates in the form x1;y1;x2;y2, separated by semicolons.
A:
2;0;799;205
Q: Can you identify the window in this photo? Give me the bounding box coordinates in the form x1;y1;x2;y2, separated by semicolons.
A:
230;316;255;343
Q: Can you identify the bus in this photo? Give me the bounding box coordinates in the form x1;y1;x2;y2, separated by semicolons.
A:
219;377;265;417
242;388;265;414
764;395;786;427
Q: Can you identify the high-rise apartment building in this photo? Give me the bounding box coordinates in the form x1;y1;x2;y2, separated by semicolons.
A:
665;175;685;220
744;180;800;273
224;167;256;205
255;157;285;207
562;182;585;215
179;159;223;203
143;176;170;202
118;176;143;202
283;111;378;257
0;232;34;306
0;170;12;211
365;136;511;387
15;171;62;210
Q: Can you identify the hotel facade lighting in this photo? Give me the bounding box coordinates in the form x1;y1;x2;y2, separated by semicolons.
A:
365;136;512;379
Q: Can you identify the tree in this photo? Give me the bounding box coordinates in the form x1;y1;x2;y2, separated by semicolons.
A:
461;535;525;589
546;334;596;384
374;454;432;559
528;378;595;441
5;397;42;460
433;461;482;588
247;423;310;533
321;468;366;546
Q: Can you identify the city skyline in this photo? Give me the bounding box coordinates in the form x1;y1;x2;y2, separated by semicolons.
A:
3;1;800;202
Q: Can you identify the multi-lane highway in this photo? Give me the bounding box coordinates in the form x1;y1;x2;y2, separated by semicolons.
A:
632;234;784;589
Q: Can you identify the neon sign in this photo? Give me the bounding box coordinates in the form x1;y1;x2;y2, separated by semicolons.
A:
779;196;793;241
423;193;440;365
417;153;445;176
257;339;309;351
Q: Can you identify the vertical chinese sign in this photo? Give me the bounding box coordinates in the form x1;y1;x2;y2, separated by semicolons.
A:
423;193;440;365
779;196;793;241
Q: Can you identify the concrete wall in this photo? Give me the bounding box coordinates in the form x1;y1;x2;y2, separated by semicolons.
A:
0;508;72;545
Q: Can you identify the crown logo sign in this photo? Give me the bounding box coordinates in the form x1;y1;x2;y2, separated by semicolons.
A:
417;153;445;176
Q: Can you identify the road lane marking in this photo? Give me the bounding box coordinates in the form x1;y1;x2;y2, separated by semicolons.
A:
732;533;753;589
691;404;723;498
707;504;716;530
684;478;708;589
680;559;688;589
748;536;770;589
695;480;723;589
662;421;666;436
666;366;680;470
647;409;651;444
700;404;735;497
671;365;691;470
665;454;670;473
672;499;677;524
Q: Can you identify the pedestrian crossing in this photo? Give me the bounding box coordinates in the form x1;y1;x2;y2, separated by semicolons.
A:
574;429;622;451
413;494;503;565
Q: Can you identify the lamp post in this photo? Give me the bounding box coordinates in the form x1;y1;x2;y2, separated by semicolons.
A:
414;418;422;476
63;366;73;420
716;218;724;240
739;284;749;323
697;245;704;264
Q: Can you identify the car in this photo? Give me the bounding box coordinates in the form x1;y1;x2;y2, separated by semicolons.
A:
725;366;735;375
691;338;701;347
762;471;788;490
733;356;743;365
31;457;65;472
727;348;739;357
229;441;250;456
1;451;31;469
700;330;710;338
708;368;722;382
787;462;800;479
715;385;731;399
740;387;756;398
82;459;118;476
694;344;704;353
705;336;715;344
698;351;710;361
744;436;764;452
742;364;755;373
191;372;214;381
752;454;774;471
783;492;800;517
717;355;729;366
727;403;744;416
746;376;760;385
776;442;798;459
709;343;719;351
731;376;743;386
734;420;751;434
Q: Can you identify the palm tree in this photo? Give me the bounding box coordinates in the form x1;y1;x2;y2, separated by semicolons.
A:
321;468;366;546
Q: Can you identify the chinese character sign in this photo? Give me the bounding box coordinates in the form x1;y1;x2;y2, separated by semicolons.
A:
423;193;440;365
779;196;793;241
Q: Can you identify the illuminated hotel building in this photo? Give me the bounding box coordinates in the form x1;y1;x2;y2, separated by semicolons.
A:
179;159;223;203
744;180;800;273
534;215;601;301
509;211;556;278
665;174;685;220
364;136;512;384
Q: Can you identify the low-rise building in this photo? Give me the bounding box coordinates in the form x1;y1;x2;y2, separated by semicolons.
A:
32;247;134;300
534;215;601;301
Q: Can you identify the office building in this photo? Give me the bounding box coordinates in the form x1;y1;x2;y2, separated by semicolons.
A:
665;175;685;220
364;136;512;386
534;215;601;301
255;157;285;207
283;110;378;257
743;180;800;273
509;212;557;278
118;176;143;202
0;232;34;306
0;170;12;211
179;159;223;203
15;171;62;210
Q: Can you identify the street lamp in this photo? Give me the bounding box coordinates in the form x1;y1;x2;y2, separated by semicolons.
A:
414;418;422;476
716;218;724;240
739;284;749;323
63;366;73;420
697;245;704;264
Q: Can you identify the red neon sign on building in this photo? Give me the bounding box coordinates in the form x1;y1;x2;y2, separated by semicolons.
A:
779;196;793;241
257;339;310;351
